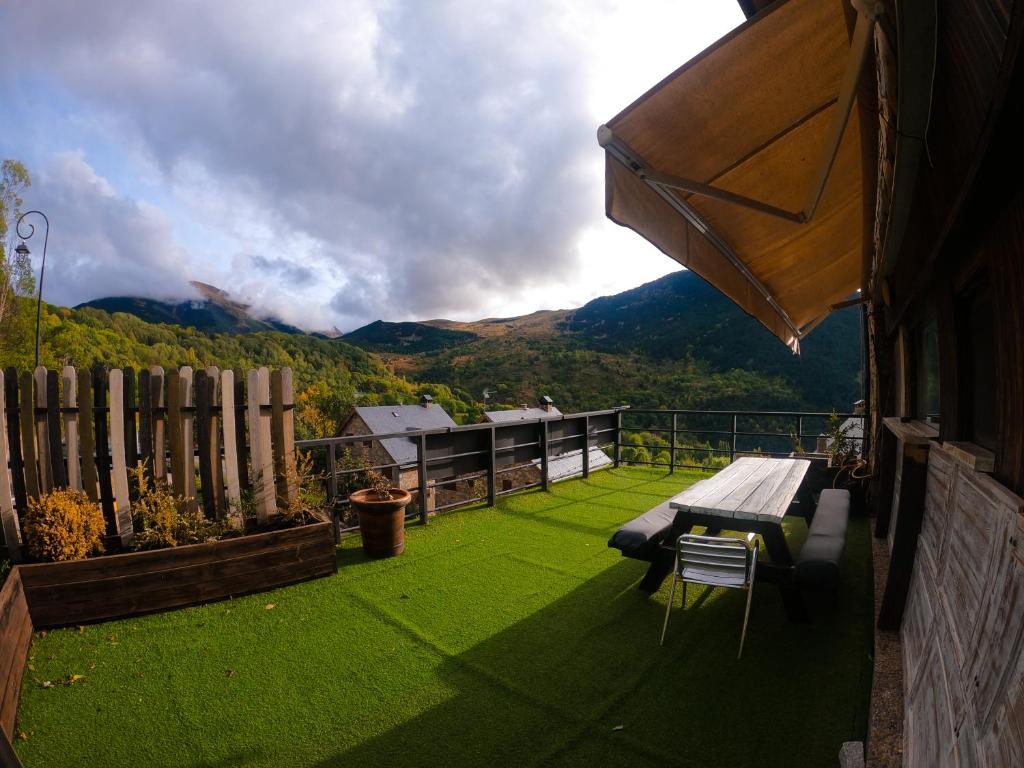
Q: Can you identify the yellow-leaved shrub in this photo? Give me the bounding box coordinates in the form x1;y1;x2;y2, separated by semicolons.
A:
24;489;106;562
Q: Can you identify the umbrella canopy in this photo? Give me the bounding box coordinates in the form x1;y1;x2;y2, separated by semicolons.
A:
600;0;878;352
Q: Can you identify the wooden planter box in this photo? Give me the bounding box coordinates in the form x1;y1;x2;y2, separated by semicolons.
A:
17;522;336;629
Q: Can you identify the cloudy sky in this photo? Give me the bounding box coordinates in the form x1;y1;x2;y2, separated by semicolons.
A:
0;1;742;332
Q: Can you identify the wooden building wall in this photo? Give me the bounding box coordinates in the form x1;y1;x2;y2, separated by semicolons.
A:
865;0;1024;765
902;443;1024;766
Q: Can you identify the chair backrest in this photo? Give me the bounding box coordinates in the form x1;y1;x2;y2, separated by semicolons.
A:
676;534;753;587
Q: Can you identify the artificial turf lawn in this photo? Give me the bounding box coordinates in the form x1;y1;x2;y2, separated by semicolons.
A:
14;467;873;768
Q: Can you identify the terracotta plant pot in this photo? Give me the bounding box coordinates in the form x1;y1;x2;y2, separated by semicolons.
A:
350;488;413;558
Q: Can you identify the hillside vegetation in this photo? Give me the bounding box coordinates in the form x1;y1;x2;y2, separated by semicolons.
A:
2;271;863;442
11;303;481;438
345;271;863;413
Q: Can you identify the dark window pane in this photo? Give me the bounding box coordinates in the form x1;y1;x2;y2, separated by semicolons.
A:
958;280;997;450
915;319;941;422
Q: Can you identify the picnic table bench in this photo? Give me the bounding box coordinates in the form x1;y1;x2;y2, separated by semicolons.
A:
609;457;851;621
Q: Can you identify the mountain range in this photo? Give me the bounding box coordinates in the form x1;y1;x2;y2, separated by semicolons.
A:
76;281;306;336
71;270;863;412
341;270;863;411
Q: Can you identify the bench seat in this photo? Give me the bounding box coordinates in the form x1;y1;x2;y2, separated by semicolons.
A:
795;488;850;591
607;500;677;561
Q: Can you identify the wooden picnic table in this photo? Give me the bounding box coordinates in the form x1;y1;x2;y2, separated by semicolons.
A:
646;457;812;621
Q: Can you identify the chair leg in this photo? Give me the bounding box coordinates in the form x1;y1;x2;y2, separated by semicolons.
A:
660;574;678;646
738;582;755;659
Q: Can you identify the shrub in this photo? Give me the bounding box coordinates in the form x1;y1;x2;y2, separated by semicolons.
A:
131;466;225;549
24;489;106;562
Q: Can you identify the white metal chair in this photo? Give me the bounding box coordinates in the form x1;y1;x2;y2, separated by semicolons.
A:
659;532;759;658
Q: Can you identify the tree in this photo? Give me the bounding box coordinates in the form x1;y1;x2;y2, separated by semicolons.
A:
0;160;35;366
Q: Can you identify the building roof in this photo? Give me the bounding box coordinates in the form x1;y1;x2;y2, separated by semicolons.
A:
350;404;458;465
483;406;563;423
532;448;613;483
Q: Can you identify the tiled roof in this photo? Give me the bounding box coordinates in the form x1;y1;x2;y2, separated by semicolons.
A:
532;447;613;482
483;406;562;423
352;404;457;465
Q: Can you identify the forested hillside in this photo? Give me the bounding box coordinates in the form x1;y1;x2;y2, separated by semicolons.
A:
345;271;863;412
2;271;864;442
7;303;481;438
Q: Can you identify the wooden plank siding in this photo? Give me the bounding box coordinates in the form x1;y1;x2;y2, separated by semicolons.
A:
19;522;335;628
0;374;21;561
0;571;31;742
901;441;1024;766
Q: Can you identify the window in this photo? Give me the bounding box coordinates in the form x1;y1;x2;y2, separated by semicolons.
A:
914;318;941;423
956;277;997;450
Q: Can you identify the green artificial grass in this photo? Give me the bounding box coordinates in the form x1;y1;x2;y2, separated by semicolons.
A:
14;468;873;768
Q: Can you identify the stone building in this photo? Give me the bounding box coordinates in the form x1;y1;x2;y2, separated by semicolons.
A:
338;396;457;513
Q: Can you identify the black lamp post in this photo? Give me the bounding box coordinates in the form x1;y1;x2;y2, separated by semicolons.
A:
15;210;50;370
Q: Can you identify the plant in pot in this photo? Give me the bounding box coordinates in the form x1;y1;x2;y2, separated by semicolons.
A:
349;470;412;558
822;412;869;514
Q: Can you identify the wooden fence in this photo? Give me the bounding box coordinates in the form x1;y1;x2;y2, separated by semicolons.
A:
0;366;298;562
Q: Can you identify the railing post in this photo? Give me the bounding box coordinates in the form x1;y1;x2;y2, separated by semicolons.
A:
417;433;429;525
614;410;622;468
730;413;738;464
796;415;804;454
582;416;590;478
327;442;339;543
540;420;550;491
487;426;496;506
670;413;677;474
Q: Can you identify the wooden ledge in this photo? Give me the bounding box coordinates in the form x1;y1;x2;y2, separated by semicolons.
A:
882;417;939;445
941;441;995;472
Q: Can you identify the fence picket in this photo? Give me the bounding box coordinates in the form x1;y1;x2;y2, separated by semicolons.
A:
220;369;242;521
123;367;139;479
45;370;66;489
207;367;226;515
78;370;99;503
0;371;22;561
180;367;198;514
33;367;51;493
92;366;116;532
137;368;153;482
18;373;38;501
195;370;217;517
248;368;274;523
271;368;297;509
4;369;28;517
63;367;81;491
233;369;250;495
150;367;167;484
167;369;186;502
108;369;133;544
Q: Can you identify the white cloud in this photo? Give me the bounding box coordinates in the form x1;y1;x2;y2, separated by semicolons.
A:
1;0;743;331
30;151;195;307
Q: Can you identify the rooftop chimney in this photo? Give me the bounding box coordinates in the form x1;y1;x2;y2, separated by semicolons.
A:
420;394;434;407
540;395;554;412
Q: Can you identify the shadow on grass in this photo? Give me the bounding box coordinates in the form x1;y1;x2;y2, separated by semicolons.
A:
313;521;873;768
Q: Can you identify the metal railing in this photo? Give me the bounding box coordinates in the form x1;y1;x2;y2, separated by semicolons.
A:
296;406;865;539
618;409;867;473
296;409;620;539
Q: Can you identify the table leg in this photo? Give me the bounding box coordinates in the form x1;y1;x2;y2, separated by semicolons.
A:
760;524;808;622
